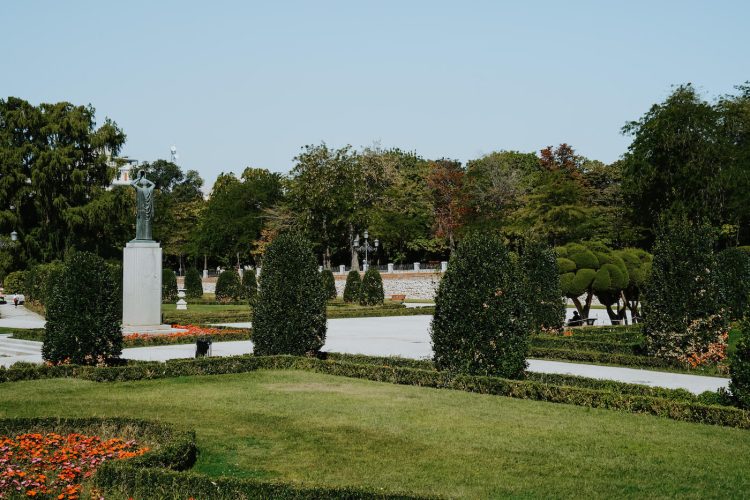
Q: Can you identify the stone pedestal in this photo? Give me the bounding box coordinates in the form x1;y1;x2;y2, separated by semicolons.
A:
122;240;163;330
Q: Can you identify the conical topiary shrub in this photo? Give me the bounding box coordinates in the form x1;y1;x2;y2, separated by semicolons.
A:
43;251;122;365
520;239;564;332
431;232;530;379
252;232;327;355
321;269;337;300
242;269;258;305
162;269;178;303
359;268;384;306
215;269;242;303
343;270;361;303
185;268;204;299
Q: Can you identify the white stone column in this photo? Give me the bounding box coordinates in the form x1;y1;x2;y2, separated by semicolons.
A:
387;263;394;273
441;261;448;272
413;262;420;271
122;241;162;328
339;264;346;274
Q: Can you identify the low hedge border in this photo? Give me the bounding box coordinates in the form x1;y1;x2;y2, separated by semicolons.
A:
531;336;643;355
0;417;420;499
1;355;746;429
528;347;681;369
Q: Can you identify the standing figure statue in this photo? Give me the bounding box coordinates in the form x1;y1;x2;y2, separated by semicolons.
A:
131;170;155;241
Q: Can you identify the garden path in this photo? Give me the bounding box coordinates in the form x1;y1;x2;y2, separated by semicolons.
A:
0;303;46;329
0;314;730;394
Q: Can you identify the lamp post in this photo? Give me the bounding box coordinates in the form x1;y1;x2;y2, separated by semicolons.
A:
353;230;379;271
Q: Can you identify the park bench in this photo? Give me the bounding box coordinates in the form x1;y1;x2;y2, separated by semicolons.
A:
391;294;406;302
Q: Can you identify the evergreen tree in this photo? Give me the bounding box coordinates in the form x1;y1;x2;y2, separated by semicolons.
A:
162;269;178;303
359;268;384;306
343;270;362;303
215;270;242;303
520;239;564;332
185;268;203;299
320;269;337;300
242;269;258;305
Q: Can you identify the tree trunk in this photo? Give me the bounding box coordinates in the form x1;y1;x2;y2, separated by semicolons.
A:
571;296;584;318
583;291;593;319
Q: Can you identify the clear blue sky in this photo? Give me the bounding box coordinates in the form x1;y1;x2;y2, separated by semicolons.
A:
4;1;748;189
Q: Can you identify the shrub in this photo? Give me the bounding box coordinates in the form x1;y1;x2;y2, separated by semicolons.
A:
431;232;530;379
108;262;123;319
43;251;122;365
24;262;64;306
716;248;750;320
359;268;384;306
730;318;750;409
162;269;178;302
215;270;242;303
343;270;361;303
184;268;203;299
520;239;564;332
252;232;327;355
3;270;27;294
643;217;727;363
241;269;258;305
320;269;337;300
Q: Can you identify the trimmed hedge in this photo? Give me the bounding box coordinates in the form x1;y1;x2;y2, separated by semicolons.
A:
528;347;680;369
253;232;327;356
321;269;337;300
520;239;564;332
215;270;243;303
531;336;642;355
162;269;178;302
359;268;384;306
3;270;26;294
730;318;750;408
184;268;203;299
242;269;258;305
2;354;746;429
343;270;362;303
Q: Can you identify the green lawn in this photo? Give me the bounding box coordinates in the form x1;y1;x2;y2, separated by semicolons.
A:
1;370;748;498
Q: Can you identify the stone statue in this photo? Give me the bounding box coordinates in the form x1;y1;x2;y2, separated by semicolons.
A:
131;170;155;241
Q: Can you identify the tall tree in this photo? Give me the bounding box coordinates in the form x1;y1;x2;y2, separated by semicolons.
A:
426;159;467;254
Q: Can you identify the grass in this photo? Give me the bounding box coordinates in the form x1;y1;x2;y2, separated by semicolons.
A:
0;370;748;498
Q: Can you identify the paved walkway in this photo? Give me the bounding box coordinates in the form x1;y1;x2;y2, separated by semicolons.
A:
0;303;46;329
0;314;730;394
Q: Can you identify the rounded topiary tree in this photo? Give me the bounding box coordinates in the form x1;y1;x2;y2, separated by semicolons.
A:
343;270;362;303
431;232;530;379
185;268;204;299
520;239;564;332
643;217;727;363
359;268;384;306
215;269;242;303
615;248;652;322
43;251;122;365
320;269;337;300
162;269;178;303
730;318;750;408
716;248;750;320
252;232;326;355
242;269;258;305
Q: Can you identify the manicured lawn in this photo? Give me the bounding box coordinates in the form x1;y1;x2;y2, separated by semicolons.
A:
1;371;749;497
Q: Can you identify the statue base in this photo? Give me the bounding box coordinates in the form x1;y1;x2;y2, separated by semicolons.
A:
122;240;163;329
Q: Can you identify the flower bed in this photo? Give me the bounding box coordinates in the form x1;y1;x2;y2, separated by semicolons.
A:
0;432;148;499
123;325;251;347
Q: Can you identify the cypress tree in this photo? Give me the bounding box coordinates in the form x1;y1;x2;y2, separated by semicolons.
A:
359;268;384;306
320;269;337;300
185;268;204;299
343;270;362;303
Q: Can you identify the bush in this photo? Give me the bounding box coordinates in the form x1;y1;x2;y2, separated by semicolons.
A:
730;318;750;408
24;262;64;305
321;269;337;300
241;270;258;305
184;268;203;299
252;232;327;355
717;248;750;320
215;270;242;303
431;232;530;379
108;262;123;319
43;251;122;365
162;269;178;302
520;239;564;332
643;217;727;363
3;270;27;294
359;268;384;306
343;270;361;303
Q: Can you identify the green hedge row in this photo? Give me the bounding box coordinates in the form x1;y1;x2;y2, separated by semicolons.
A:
531;336;642;355
1;355;746;429
528;347;680;369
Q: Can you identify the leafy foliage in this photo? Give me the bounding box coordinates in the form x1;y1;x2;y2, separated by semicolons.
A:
184;268;203;299
252;232;326;355
431;232;530;379
2;271;26;294
520;239;564;332
730;319;750;409
320;269;337;300
215;270;242;303
342;270;361;303
716;248;750;320
642;217;727;362
24;262;64;306
359;268;384;306
162;269;178;303
43;251;122;365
